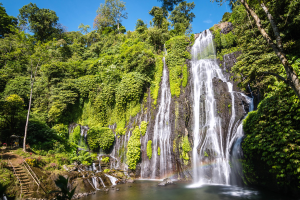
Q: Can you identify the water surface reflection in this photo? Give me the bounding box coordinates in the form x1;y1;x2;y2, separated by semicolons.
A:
81;180;294;200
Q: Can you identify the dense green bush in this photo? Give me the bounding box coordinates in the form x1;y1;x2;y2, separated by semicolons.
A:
150;55;164;105
126;126;141;170
102;156;110;163
140;121;148;136
165;35;191;97
87;126;115;151
243;84;300;189
69;125;81;145
116;72;149;114
116;127;126;135
70;150;93;165
52;124;68;138
213;29;237;53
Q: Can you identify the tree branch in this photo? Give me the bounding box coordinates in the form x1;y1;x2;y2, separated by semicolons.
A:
261;72;288;83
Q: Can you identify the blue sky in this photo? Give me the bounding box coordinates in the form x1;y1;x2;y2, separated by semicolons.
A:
1;0;230;34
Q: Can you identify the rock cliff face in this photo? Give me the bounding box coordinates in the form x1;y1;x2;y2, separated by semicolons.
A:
106;49;250;180
72;37;251;181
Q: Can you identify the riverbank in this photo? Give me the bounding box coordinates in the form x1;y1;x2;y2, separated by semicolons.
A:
0;147;128;199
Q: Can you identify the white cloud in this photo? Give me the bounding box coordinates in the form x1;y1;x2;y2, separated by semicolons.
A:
203;20;212;24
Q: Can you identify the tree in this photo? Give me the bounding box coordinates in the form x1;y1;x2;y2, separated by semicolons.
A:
157;0;184;11
0;94;25;137
0;3;18;38
78;23;90;35
135;19;147;29
169;1;195;30
18;3;63;41
149;6;168;28
94;0;128;34
213;0;300;100
23;42;50;152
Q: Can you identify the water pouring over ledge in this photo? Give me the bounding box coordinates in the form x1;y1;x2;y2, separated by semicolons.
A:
189;30;253;187
151;50;172;179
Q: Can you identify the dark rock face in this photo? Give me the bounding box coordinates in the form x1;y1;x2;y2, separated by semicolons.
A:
220;22;234;35
102;51;251;180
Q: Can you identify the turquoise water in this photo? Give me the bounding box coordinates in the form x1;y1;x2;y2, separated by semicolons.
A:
81;180;294;200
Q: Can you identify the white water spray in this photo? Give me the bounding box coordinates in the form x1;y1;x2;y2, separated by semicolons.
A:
190;30;250;186
105;174;118;185
151;55;172;179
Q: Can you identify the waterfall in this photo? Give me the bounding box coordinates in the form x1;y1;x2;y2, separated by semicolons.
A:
140;122;149;178
190;30;249;186
151;56;172;179
140;99;151;178
105;174;118;185
230;92;253;185
99;177;106;187
78;125;89;151
92;177;100;190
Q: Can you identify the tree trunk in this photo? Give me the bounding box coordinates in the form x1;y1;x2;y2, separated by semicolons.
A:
23;61;39;152
23;80;33;152
240;0;300;100
117;21;120;34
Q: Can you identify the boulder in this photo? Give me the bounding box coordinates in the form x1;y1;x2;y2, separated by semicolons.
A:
158;178;173;186
126;179;135;183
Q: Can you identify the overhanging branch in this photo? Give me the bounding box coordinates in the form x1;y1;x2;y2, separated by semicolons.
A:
262;72;288;84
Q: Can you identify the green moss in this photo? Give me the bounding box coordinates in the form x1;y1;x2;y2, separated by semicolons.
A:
126;126;141;170
181;136;191;161
173;139;177;153
204;151;209;157
116;127;126;135
182;64;188;87
165;35;191;97
140;121;148;136
127;102;141;118
158;146;161;156
78;100;98;127
87;126;115;151
147;140;152;160
151;55;164;105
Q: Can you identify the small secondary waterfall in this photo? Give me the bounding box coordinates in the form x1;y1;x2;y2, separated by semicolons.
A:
78;125;89;151
151;56;172;179
140;111;150;178
190;30;251;186
105;174;118;185
230;91;254;185
92;177;100;190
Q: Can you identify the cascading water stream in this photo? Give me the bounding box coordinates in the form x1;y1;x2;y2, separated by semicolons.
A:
78;125;89;151
190;30;251;186
230;91;253;185
151;54;172;179
105;174;118;185
92;177;100;190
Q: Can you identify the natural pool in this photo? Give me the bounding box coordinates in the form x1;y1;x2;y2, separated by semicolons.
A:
81;180;293;200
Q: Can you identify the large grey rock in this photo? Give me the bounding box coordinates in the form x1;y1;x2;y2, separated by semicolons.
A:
126;179;135;183
158;178;173;186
